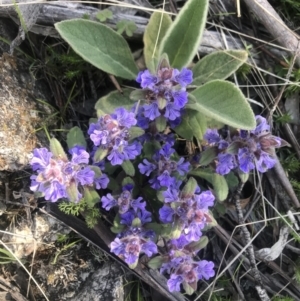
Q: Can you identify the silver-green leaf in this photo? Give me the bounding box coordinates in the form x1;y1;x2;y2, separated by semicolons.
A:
189;80;256;130
158;0;209;69
143;11;172;73
55;19;138;79
95;88;135;117
192;50;248;85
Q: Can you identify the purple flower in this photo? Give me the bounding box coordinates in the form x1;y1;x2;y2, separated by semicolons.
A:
209;115;287;175
197;260;215;280
255;151;277;172
76;167;95;185
101;194;117;211
143;103;161;120
89;108;142;165
140;144;190;189
174;68;193;87
30;145;98;203
238;148;255;173
159;179;215;241
44;181;67;202
163;188;179;203
94;174;109;189
141;241;158;257
138;159;157;176
216;153;236;175
69;146;89;164
159;206;175;223
135;66;193;124
167;275;183;292
164;103;181;121
204;129;220;144
30;148;52;171
111;107;137;128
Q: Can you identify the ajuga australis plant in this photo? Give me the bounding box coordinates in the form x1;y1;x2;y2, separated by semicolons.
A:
29;0;288;296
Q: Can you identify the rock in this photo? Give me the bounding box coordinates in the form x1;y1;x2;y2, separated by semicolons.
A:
0;53;51;171
73;262;124;301
2;211;71;259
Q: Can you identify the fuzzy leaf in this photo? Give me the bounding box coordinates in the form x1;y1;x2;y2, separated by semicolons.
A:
189;168;228;201
212;173;229;201
143;11;172;72
189;80;256;130
66;182;80;203
67;126;87;149
121;160;135;176
155;115;167;132
50;138;67;160
159;0;209;68
181;177;198;197
147;256;164;269
189;168;214;183
128;127;145;141
94;148;108;163
187;236;208;252
84;187;100;208
225;172;239;189
199;147;217;166
95;88;135;116
174;109;207;140
55;19;138;79
192;50;248;85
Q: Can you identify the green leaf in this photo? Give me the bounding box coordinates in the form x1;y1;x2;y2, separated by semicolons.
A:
83;187;100;208
95;88;135;116
181;177;198;197
187;236;208;252
225;172;239;189
143;141;160;159
122;177;135;187
189;168;214;183
199;147;217;166
121;160;135;176
159;0;209;68
174;109;207;140
50;138;67;160
128;126;145;141
143;11;172;72
94;148;108;163
192;50;248;85
55;19;138;79
189;80;256;129
111;215;125;233
148;256;164;269
67;126;87;149
96;9;113;22
183;282;195;295
89;165;102;177
116;20;137;37
212;173;229;201
155;115;167;132
66;182;81;203
189;168;228;201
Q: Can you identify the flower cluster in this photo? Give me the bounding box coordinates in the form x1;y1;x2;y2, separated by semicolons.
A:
159;180;215;242
110;199;157;268
138;143;190;189
88;108;142;165
101;184;143;214
161;235;215;292
30;146;108;202
135;64;193;126
204;115;287;175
